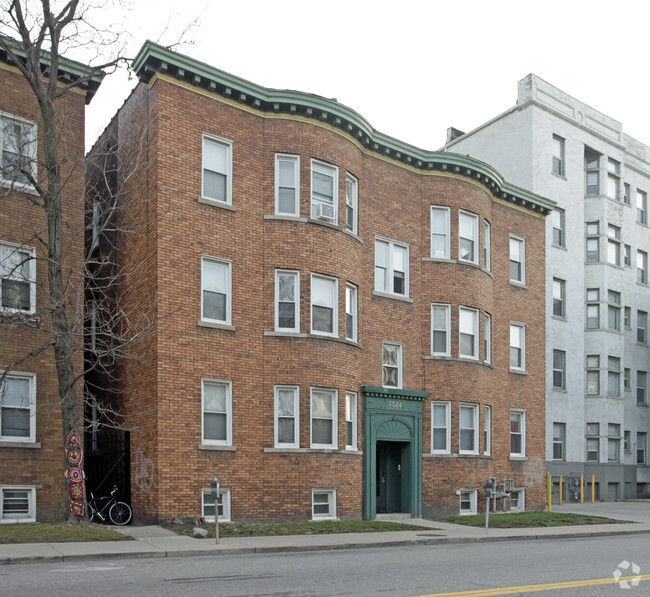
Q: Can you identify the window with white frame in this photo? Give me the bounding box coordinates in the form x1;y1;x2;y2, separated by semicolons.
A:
312;489;336;519
607;290;620;331
585;148;600;196
552;209;565;248
586;222;599;262
201;488;231;523
484;220;491;270
310;274;338;337
459;489;477;515
274;385;299;448
311;161;338;223
637;432;647;464
552;350;566;390
458;211;478;264
586;288;599;329
345;283;357;342
624;306;632;328
509;489;525;511
459;307;478;360
552;135;565;176
345;174;358;233
345;392;357;450
201;256;231;325
607;356;620;397
484;405;491;455
431;401;450;454
201;379;232;445
0;486;35;523
510;410;525;457
0;242;35;313
637;371;647;404
0;373;35;442
552;278;565;318
202;135;232;204
275;154;300;216
552;422;565;461
510;324;525;371
459;403;478;454
638;310;648;344
586;423;600;462
382;342;402;388
310;388;337;448
509;236;525;283
431;303;450;356
586;355;600;395
624;430;631;453
607;159;620;201
638;250;648;284
624;368;631;391
608;423;621;463
430;207;450;259
374;238;408;297
607;225;620;266
624;244;632;267
637;189;648;225
624;183;631;204
1;114;37;186
275;270;299;332
484;313;491;364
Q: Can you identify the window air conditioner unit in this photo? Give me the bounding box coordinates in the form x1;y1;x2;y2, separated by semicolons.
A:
315;204;335;222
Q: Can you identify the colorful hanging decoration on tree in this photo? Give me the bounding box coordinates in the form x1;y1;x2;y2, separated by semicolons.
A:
65;428;85;518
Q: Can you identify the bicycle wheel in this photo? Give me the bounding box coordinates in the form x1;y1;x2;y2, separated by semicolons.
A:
109;501;132;525
87;503;96;522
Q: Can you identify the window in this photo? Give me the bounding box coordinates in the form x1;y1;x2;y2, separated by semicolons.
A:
459;489;477;515
310;274;338;337
624;430;631;453
311;160;338;223
0;243;35;313
585;148;600;196
586;355;600;395
201;380;232;445
459;307;478;360
459;403;478;454
624;306;632;329
484;313;491;364
202;135;232;204
431;304;450;356
374;238;408;297
345;174;358;233
0;486;35;523
637;432;647;465
586;288;599;329
430;207;450;259
382;342;402;388
637;250;648;284
638;310;647;344
607;159;620;200
624;368;631;391
607;356;620;396
274;386;299;448
586;222;599;262
607;225;620;266
431;402;451;454
624;245;632;266
458;211;478;264
552;278;565;318
510;324;525;371
509;236;525;283
201;257;232;325
608;424;620;463
275;154;300;216
312;489;336;519
552;350;566;390
637;371;647;404
552;135;565;176
310;388;337;448
345;283;357;341
484;220;491;270
552;209;565;247
275;270;299;333
1;115;36;186
637;190;647;225
90;199;101;252
553;423;565;461
202;488;231;523
484;405;491;456
586;423;600;462
607;290;620;331
509;489;525;511
510;411;525;457
345;392;357;450
0;374;35;442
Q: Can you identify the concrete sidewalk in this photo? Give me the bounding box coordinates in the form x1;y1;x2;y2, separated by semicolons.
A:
2;501;650;566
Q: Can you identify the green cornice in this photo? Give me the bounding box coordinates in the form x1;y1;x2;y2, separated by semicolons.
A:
362;386;429;402
132;41;555;215
0;35;104;104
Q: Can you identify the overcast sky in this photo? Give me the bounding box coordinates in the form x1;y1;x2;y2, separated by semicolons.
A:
86;0;650;152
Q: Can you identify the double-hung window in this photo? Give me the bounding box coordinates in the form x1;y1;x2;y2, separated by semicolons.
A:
637;371;647;404
483;220;491;270
430;207;450;259
553;422;565;461
510;411;525;457
310;274;338;337
552;278;565;318
607;290;620;331
202;135;232;205
552;350;566;390
510;324;525;371
585;222;600;262
275;385;299;448
552;135;565;176
458;211;478;264
624;368;631;391
459;307;478;360
431;303;450;356
509;236;525;283
484;313;492;364
275;154;300;216
638;250;648;284
310;388;337;448
586;423;600;462
607;356;620;396
431;402;451;454
586;289;600;329
1;114;36;186
345;283;357;342
637;432;647;464
0;373;36;442
201;256;232;325
637;190;648;225
484;405;491;455
0;242;35;313
345;174;358;233
311;161;338;223
607;159;620;201
552;209;565;247
201;379;232;446
275;270;299;333
374;238;408;297
382;342;402;388
638;310;648;344
459;403;478;454
586;355;600;395
607;225;620;266
624;245;632;266
585;148;600;196
345;392;357;450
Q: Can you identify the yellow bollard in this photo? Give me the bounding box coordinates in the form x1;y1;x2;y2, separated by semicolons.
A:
559;476;563;505
547;473;552;512
591;474;595;503
580;475;584;504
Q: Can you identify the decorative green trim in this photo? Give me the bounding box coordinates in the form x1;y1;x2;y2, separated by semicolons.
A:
362;385;428;401
132;41;555;215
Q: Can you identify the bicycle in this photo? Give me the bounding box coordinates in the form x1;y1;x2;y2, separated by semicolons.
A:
86;485;132;526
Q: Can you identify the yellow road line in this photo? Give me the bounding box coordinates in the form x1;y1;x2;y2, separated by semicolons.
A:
416;574;650;596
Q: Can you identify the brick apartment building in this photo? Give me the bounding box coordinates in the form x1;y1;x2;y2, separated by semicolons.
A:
85;41;555;523
0;38;102;522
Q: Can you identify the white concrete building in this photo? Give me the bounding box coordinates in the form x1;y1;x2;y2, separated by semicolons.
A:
444;74;650;501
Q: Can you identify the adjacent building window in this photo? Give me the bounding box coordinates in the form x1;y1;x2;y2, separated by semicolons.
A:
606;225;620;266
484;220;491;270
0;243;35;313
637;371;647;404
310;388;337;448
201;488;231;523
345;174;358;234
311;160;338;223
586;423;600;462
586;289;600;329
202;135;232;204
585;148;600;196
552;209;565;247
274;386;299;448
458;211;478;264
0;486;35;523
608;424;620;463
431;303;450;356
586;355;600;395
509;236;525;283
431;401;451;454
1;115;36;186
637;432;647;464
459;489;477;515
312;489;336;519
201;256;232;325
510;324;525;371
345;392;357;450
606;159;620;201
0;374;35;442
510;411;525;457
201;379;232;446
484;313;491;364
459;403;478;454
638;310;648;344
552;350;566;390
552;278;565;318
552;135;565;176
586;222;599;262
484;405;491;455
275;154;300;216
345;283;357;342
637;189;648;225
382;342;402;388
430;207;450;259
459;307;478;360
607;290;620;331
607;356;620;396
638;250;648;284
553;422;566;461
374;238;408;297
275;270;299;333
310;274;338;337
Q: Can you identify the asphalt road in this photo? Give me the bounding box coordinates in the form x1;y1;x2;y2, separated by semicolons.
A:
1;534;649;596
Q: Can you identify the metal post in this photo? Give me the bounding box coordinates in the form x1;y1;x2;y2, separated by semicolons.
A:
485;497;490;534
547;473;552;512
580;474;584;504
559;476;563;505
591;474;595;503
215;497;219;545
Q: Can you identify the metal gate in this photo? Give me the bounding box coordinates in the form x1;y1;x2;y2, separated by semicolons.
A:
84;429;131;502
